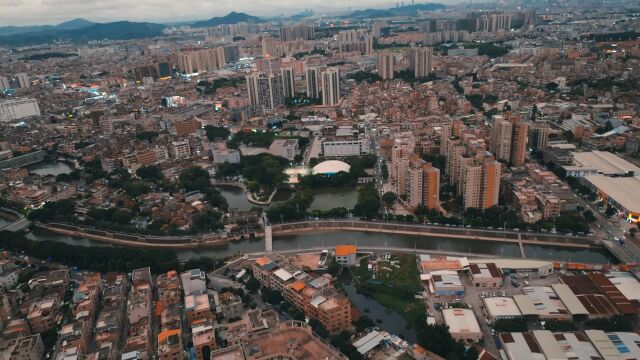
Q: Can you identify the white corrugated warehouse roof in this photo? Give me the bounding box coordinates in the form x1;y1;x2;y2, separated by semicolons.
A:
583;175;640;214
574;151;640;175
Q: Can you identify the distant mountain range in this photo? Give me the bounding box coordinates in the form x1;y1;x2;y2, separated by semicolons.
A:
0;18;95;36
0;6;447;47
190;12;263;28
0;12;264;46
348;3;447;18
0;21;166;47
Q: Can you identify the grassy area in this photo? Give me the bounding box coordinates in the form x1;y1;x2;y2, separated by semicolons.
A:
371;292;425;324
351;254;424;324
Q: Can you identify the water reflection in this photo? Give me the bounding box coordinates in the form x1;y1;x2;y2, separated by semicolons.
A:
28;161;73;176
25;228;614;264
310;187;359;211
343;283;417;343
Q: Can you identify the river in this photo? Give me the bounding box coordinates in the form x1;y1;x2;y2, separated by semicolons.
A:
28;161;74;176
25;228;615;264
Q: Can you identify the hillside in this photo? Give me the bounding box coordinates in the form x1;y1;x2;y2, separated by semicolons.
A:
0;21;166;46
191;12;263;28
0;18;95;36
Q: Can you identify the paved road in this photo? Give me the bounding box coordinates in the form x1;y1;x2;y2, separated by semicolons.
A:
574;193;640;263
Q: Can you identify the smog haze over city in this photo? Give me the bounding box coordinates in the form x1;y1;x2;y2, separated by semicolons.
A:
1;0;640;360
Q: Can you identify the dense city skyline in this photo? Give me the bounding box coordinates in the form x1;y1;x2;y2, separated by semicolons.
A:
2;1;640;359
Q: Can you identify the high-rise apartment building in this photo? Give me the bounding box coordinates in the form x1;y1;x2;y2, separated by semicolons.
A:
372;21;386;38
132;64;160;83
99;118;114;135
176;48;225;74
490;113;528;166
490;115;512;162
510;115;528;166
408;47;433;78
0;76;9;90
305;66;320;99
246;72;285;110
261;37;282;58
256;57;282;74
477;13;512;32
461;152;501;210
15;73;29;88
281;67;295;98
392;150;440;210
378;51;394;80
321;68;340;106
279;24;315;41
338;30;373;54
528;121;550;151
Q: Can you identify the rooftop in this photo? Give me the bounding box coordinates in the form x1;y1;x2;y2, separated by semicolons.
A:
583;175;640;214
483;297;522;318
442;308;481;335
573;151;640;176
335;245;357;256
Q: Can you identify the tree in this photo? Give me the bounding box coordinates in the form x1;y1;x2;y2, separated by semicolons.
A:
180;166;212;192
136;165;164;182
542;319;576;332
583;210;596;223
462;347;479;360
382;192;397;208
354;316;375;332
245;276;260;293
531;104;539;121
417;324;465;359
630;228;637;238
493;318;528;332
545;82;559;92
135;131;159;141
191;210;222;232
327;258;341;276
585;315;633;332
309;319;329;339
111;209;133;225
605;205;617;218
293;154;304;163
204;126;230;141
353;186;381;219
261;288;283;305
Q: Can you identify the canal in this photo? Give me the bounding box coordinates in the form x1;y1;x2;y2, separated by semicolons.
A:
26;228;615;264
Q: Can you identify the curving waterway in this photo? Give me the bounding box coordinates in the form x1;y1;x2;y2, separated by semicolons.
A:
26;228;616;264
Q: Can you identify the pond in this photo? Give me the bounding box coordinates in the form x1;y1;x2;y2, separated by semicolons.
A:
310;187;359;211
342;283;417;343
28;161;74;176
215;185;256;211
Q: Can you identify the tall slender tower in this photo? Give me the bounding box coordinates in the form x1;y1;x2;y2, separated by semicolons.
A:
378;51;395;80
281;67;295;98
305;66;320;99
321;68;340;106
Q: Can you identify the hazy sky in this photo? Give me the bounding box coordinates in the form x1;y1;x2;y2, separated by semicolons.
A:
0;0;462;26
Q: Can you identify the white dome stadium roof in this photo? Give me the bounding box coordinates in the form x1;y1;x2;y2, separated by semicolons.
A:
312;160;351;175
